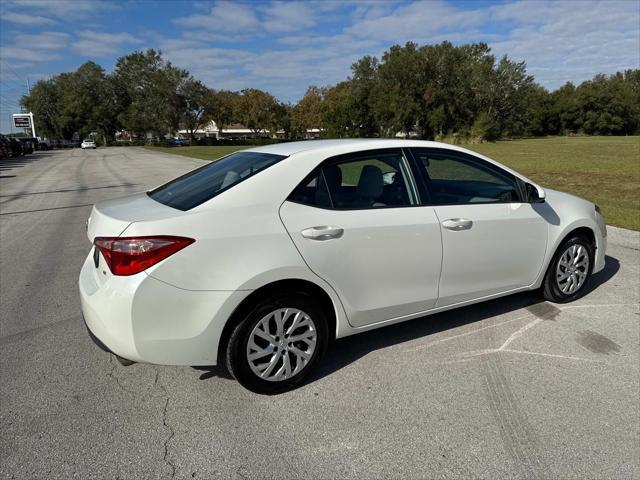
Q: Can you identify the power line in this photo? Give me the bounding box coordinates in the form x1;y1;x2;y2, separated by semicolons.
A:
0;77;27;91
0;60;26;83
0;94;21;104
0;102;20;111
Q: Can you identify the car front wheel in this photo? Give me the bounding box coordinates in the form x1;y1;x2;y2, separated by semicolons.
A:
226;293;328;394
543;235;594;303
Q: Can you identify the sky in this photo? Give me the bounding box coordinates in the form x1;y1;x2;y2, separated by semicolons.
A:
1;0;639;134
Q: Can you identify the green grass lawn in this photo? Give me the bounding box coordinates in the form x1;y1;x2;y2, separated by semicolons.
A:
145;136;640;230
464;136;640;231
145;145;244;161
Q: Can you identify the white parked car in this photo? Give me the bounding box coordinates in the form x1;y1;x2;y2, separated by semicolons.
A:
81;139;96;149
80;140;606;393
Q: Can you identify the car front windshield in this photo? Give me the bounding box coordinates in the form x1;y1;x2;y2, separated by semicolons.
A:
148;151;287;211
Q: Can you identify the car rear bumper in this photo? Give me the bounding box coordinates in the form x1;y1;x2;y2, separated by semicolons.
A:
79;251;250;366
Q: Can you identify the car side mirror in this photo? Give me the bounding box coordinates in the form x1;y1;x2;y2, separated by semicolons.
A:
526;183;546;203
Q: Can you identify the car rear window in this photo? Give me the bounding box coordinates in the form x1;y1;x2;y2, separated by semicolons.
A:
148;151;287;211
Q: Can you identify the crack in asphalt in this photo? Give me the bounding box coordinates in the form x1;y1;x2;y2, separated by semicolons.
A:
162;397;177;479
104;360;178;477
152;368;178;479
105;355;134;394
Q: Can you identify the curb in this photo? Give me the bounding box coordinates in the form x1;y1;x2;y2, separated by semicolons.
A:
607;225;640;250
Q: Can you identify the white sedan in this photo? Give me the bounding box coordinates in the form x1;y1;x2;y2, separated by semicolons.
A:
80;139;606;393
81;139;96;149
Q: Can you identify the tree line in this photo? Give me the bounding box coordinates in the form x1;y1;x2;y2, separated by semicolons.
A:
21;43;640;143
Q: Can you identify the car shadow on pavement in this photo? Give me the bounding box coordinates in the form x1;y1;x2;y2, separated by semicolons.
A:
193;255;620;385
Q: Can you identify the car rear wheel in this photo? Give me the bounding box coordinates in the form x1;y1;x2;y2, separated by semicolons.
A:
542;235;594;303
226;293;328;394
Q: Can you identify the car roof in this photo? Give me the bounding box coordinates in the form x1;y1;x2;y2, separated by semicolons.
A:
247;138;465;157
244;138;537;189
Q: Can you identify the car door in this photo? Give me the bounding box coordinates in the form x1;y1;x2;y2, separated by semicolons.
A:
408;148;548;307
279;148;442;328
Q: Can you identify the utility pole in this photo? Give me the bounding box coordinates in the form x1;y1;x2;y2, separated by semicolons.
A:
26;77;36;139
29;112;36;138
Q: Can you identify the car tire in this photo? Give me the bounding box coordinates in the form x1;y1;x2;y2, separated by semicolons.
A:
226;292;328;394
542;235;594;303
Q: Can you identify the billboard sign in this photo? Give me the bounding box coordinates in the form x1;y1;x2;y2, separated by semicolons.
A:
13;115;31;128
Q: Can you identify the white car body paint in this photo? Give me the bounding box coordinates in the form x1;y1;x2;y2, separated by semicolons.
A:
79;139;606;366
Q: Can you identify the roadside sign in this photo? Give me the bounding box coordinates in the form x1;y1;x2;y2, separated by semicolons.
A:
13;114;31;128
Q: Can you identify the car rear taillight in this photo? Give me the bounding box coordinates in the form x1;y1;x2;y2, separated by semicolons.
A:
93;236;194;276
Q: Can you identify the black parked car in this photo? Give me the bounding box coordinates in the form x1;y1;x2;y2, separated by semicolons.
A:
0;136;11;159
19;138;35;154
8;138;24;157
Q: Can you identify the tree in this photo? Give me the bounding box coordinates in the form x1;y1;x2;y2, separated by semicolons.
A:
323;81;358;137
113;49;188;140
204;89;238;137
91;75;122;145
21;78;61;139
268;101;291;139
178;78;210;142
372;42;424;137
21;61;120;141
71;62;120;143
519;84;552;137
291;86;325;137
347;56;379;136
236;88;277;135
19;44;640;144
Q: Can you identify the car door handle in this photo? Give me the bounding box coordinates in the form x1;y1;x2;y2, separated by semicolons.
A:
442;218;473;231
301;226;344;240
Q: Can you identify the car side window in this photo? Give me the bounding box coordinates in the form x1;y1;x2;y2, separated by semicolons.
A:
288;150;417;209
410;148;521;205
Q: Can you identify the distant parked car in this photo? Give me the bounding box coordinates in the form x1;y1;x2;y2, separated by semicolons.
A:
19;138;35;154
81;139;97;149
8;138;24;157
20;137;39;151
0;136;11;159
81;139;607;393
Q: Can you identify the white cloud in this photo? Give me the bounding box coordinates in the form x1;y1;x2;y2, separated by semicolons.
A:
261;1;316;32
175;0;259;32
1;12;56;26
488;0;640;87
5;0;113;21
343;0;487;43
72;31;142;57
1;32;70;61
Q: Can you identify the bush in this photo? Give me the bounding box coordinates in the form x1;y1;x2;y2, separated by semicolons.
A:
470;113;500;142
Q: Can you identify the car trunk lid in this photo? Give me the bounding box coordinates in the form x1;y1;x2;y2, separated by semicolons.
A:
87;193;184;241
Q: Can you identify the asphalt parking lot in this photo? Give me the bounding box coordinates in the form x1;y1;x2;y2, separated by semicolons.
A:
1;147;638;479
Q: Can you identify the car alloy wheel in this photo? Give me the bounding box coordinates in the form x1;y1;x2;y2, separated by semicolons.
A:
555;244;590;294
543;235;594;303
246;308;317;382
226;293;328;394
